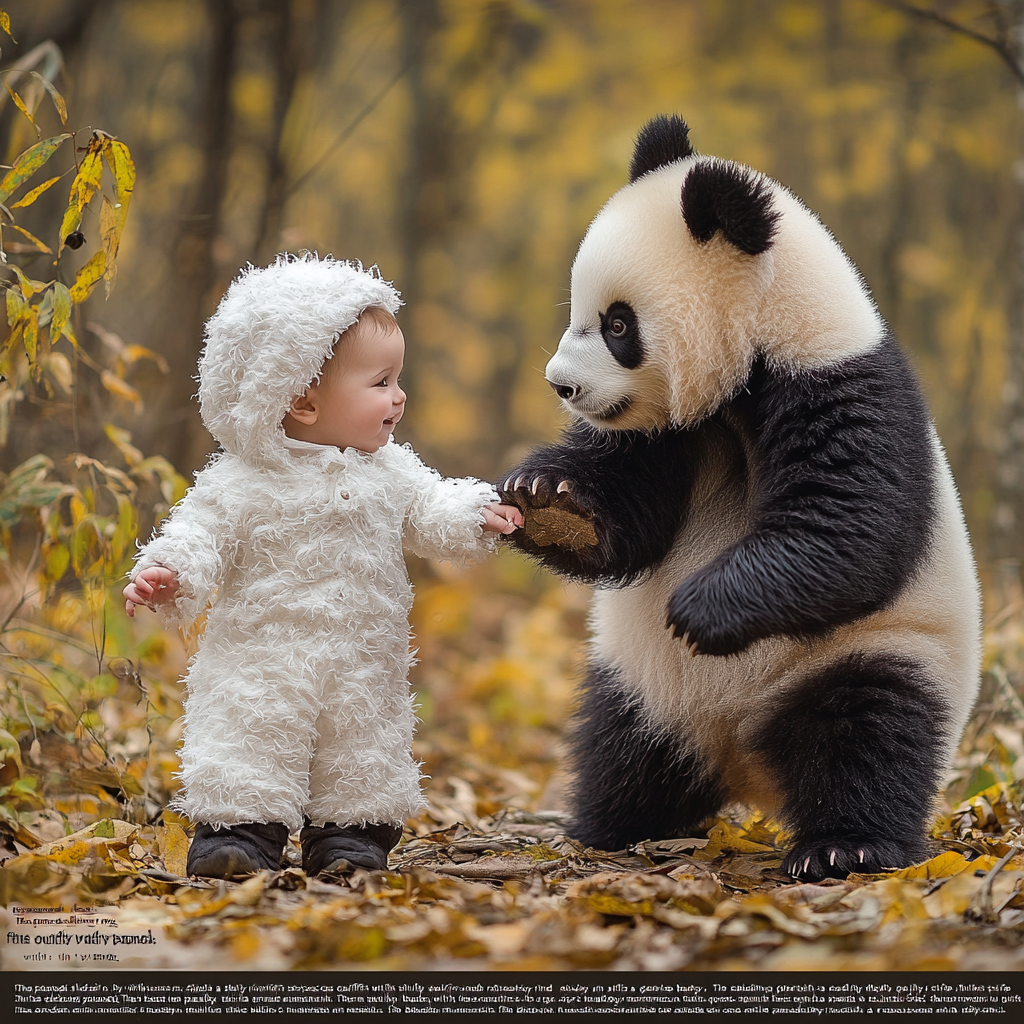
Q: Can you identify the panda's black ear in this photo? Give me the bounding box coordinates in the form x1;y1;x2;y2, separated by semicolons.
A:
681;159;780;255
629;115;694;183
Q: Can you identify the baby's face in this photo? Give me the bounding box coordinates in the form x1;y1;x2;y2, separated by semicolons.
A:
286;319;406;453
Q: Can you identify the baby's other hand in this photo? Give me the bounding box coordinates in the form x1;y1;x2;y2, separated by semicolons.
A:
482;503;524;535
124;566;180;617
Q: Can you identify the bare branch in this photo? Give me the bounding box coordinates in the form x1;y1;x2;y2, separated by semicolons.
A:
285;59;410;200
880;0;1024;86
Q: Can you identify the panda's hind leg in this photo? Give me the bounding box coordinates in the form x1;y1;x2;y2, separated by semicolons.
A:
754;653;951;881
567;662;724;851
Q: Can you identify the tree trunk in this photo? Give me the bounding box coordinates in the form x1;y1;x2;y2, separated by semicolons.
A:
990;0;1024;600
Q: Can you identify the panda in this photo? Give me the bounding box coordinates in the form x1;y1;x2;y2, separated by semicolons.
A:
499;114;981;881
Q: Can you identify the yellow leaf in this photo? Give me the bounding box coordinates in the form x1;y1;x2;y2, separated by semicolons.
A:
119;343;169;374
888;851;974;881
5;283;26;323
110;490;137;561
693;820;776;860
100;369;141;410
28;71;67;125
49;282;70;339
7;223;51;254
101;202;121;296
9;173;62;209
0;134;69;205
0;11;15;42
69;514;106;577
100;193;117;261
103;140;135;205
49;839;91;865
104;423;143;466
68;145;103;210
5;82;38;138
69;491;88;525
163;823;189;877
582;893;654;916
3;319;22;358
68;250;106;302
57;201;81;243
7;263;46;298
42;539;69;580
58;138;104;254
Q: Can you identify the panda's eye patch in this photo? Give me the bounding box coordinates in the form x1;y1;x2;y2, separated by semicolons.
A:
599;301;644;369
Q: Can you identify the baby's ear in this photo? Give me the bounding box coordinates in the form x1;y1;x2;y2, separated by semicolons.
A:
285;390;319;424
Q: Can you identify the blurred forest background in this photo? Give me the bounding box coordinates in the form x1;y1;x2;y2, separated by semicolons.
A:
1;0;1024;972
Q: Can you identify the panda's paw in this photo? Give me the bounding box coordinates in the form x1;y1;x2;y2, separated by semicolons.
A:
783;838;920;881
499;471;574;509
498;473;600;552
666;586;748;656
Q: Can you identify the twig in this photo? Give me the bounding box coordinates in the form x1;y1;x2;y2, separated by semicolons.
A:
880;1;1024;87
285;59;411;199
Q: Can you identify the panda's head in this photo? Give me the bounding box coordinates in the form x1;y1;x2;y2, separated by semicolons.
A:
546;115;884;430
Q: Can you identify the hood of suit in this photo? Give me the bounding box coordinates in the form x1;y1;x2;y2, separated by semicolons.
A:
197;254;402;467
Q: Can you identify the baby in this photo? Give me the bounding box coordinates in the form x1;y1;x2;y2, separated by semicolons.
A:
124;256;522;879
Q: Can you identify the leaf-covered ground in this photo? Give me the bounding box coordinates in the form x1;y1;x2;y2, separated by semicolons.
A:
2;557;1024;971
1;785;1023;971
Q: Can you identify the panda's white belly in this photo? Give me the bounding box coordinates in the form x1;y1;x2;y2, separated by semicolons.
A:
588;431;981;811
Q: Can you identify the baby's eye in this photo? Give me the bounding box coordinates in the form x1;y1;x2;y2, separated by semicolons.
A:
376;377;388;387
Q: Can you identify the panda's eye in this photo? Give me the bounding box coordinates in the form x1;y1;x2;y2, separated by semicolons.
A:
600;302;644;369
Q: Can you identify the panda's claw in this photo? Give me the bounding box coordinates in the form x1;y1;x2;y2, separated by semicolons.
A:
514;475;526;491
802;857;811;875
531;477;541;495
557;480;570;494
829;849;836;867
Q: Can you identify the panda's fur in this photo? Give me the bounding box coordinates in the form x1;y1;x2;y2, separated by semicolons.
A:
500;115;981;881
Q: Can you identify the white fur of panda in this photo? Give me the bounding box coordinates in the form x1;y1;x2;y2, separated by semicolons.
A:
500;115;980;881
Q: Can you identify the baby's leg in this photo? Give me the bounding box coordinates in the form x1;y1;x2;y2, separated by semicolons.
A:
304;657;421;874
176;630;320;834
306;658;423;827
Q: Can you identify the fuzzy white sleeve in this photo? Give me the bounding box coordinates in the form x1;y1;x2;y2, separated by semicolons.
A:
132;462;231;627
389;442;498;565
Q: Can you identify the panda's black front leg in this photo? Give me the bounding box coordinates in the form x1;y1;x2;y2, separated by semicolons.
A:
568;662;724;850
753;652;949;881
666;340;937;657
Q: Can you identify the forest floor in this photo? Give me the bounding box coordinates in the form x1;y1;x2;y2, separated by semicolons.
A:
1;768;1023;971
2;560;1024;971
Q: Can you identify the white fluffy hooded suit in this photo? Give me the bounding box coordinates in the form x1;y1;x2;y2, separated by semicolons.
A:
134;256;497;832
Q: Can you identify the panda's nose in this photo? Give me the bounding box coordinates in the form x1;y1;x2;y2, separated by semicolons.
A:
549;380;578;401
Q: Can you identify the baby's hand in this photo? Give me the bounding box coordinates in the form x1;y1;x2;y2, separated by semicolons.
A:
482;503;524;535
124;566;180;617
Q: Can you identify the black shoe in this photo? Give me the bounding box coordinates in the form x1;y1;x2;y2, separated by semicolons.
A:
186;822;289;879
300;822;403;876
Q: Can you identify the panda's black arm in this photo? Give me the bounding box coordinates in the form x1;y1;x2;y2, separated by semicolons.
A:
498;421;697;584
667;338;937;655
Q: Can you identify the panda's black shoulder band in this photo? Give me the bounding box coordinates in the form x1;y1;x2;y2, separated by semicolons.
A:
629;114;694;183
681;160;780;256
